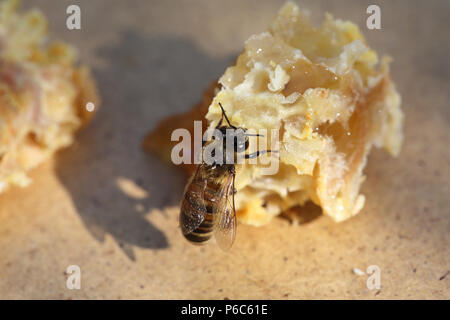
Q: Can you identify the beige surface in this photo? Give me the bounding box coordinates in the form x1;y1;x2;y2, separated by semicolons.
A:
0;0;448;299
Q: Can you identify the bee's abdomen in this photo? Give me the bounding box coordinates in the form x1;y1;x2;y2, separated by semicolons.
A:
180;163;232;245
183;213;214;245
181;178;220;245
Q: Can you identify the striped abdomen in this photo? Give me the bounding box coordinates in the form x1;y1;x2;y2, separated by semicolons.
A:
183;211;215;245
180;165;228;245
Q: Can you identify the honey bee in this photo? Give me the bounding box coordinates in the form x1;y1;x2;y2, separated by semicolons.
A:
179;103;275;250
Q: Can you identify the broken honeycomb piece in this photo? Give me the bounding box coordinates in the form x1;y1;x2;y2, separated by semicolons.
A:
0;0;100;192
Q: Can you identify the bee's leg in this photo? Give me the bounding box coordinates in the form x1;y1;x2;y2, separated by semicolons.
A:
230;167;237;194
244;133;264;137
231;169;236;216
244;149;278;159
233;179;237;194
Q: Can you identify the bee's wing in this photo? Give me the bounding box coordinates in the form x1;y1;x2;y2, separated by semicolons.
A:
213;173;236;251
180;165;208;235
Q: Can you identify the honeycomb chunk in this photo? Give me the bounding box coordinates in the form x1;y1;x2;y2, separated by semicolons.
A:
0;0;99;192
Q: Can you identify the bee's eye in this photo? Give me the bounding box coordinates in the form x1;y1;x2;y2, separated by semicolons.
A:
235;135;249;153
236;142;245;152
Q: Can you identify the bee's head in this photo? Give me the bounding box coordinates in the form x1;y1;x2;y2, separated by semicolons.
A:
218;126;249;153
216;103;267;154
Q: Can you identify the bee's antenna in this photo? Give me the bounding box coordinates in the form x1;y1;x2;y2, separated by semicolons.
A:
218;103;235;128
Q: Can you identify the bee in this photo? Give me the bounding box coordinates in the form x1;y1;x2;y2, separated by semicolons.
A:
179;103;275;250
